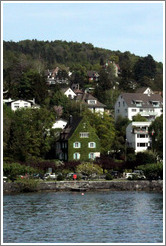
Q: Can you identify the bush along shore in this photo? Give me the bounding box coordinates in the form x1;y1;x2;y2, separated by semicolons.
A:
3;180;163;194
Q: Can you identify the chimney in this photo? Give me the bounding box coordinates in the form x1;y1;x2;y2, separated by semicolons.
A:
69;115;73;125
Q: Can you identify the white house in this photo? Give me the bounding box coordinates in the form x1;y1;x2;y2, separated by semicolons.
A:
52;119;68;129
75;92;106;114
61;88;76;99
114;93;163;121
3;98;40;111
126;121;152;153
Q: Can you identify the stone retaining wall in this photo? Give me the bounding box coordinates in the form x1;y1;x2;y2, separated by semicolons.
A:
3;180;163;194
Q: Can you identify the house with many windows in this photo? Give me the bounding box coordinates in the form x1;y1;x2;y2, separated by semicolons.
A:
114;92;163;121
56;116;101;161
126;121;152;152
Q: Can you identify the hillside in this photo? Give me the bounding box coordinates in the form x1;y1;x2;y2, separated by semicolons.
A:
3;39;163;100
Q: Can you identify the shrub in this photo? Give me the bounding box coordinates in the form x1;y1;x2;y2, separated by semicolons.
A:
105;173;113;180
76;162;103;178
15;178;39;192
57;174;65;181
3;162;40;181
135;151;157;166
137;162;163;180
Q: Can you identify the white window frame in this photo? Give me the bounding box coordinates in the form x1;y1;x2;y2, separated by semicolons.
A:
73;153;80;160
80;132;89;138
73;142;81;148
88;100;96;105
88;142;96;148
89;152;95;160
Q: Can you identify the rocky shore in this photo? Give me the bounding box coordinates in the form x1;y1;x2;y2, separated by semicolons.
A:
3;180;163;194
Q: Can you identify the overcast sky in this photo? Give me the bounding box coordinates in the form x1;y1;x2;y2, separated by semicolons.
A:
2;1;164;62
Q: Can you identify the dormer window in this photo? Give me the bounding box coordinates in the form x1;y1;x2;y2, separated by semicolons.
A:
151;101;160;107
88;100;96;105
134;100;143;107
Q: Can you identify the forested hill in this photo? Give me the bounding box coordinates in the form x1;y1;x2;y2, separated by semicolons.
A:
3;39;140;68
3;39;163;94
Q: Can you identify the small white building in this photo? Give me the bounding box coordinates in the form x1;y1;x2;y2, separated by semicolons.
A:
52;119;68;129
61;88;76;99
3;98;40;111
126;121;152;153
114;92;163;121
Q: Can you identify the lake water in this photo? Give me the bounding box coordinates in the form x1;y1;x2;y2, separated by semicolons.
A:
3;191;163;244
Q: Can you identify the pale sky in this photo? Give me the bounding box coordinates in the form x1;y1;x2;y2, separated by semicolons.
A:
2;1;164;62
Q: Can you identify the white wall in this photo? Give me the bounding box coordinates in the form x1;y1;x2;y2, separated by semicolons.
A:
52;120;67;129
126;122;152;152
11;100;32;111
64;88;76;99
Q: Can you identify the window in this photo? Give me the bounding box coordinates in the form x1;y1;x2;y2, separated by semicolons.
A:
89;153;95;160
14;103;19;108
137;143;148;147
140;109;143;112
132;109;137;112
88;100;96;105
137;134;148;138
73;153;80;160
123;101;125;107
88;142;96;148
135;101;142;107
152;101;159;107
80;132;89;138
118;102;120;107
73;142;81;148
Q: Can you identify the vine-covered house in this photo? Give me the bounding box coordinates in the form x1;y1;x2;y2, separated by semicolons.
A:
56;116;101;161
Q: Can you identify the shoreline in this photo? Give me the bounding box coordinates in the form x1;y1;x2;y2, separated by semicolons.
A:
3;180;163;194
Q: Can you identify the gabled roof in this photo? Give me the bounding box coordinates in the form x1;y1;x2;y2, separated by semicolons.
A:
61;87;70;93
121;93;163;108
60;117;83;140
75;92;106;108
136;87;152;93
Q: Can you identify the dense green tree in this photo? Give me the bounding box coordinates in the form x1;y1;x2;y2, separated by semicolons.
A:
148;115;163;158
7;108;55;162
3;104;14;154
82;110;115;154
134;54;156;83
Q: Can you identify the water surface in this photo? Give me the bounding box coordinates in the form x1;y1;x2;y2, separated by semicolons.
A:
3;191;163;243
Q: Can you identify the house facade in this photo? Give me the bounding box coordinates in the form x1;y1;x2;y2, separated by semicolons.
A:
3;98;39;111
114;93;163;121
126;122;152;153
61;88;76;99
56;117;101;161
75;92;106;114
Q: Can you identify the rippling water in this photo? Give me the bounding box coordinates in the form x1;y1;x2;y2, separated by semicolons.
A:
3;191;163;243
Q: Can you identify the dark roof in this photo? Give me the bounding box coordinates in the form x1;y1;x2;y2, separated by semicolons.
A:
136;87;151;93
75;92;106;108
60;117;83;140
61;87;70;93
121;93;163;108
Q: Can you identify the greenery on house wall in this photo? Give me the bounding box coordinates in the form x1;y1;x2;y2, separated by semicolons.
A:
68;118;101;161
